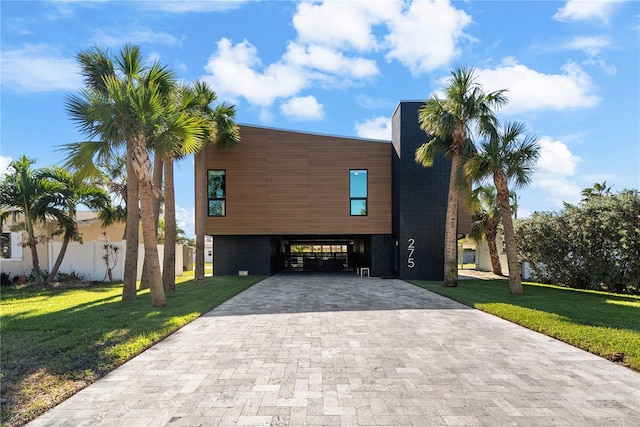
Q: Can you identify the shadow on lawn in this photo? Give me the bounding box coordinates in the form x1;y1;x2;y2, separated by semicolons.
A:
417;278;640;333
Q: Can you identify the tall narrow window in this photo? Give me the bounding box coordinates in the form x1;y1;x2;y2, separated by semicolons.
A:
208;170;226;216
350;169;368;216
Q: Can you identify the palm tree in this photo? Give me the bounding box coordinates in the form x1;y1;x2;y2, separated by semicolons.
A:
64;45;139;301
469;185;503;276
94;154;128;235
147;82;213;291
37;167;111;282
465;121;540;295
415;66;508;287
190;82;239;282
581;181;612;201
0;156;65;283
65;44;202;307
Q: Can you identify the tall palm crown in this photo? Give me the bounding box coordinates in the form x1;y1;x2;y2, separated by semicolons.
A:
416;67;508;166
415;66;507;287
465;121;540;295
465;121;540;192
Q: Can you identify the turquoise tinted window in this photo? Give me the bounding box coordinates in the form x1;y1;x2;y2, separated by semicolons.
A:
350;199;367;216
350;170;367;216
208;170;226;216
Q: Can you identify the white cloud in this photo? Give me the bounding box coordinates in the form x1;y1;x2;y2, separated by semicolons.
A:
284;42;378;79
0;44;81;93
517;207;533;219
175;205;195;239
554;0;625;23
477;59;600;115
202;38;308;107
93;27;181;47
562;35;611;56
144;0;247;13
384;0;473;75
292;1;391;51
355;117;392;140
201;0;475;116
280;96;325;121
0;156;13;177
531;136;582;205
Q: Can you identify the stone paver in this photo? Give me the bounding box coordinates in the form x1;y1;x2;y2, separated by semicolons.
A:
28;274;640;426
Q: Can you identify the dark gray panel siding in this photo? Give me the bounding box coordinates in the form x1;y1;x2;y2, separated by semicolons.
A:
370;234;395;277
213;235;272;276
392;102;451;280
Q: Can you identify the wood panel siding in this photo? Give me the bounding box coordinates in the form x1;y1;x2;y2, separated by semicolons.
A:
204;125;392;235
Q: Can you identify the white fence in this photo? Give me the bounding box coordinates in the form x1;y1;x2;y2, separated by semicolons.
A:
46;241;184;281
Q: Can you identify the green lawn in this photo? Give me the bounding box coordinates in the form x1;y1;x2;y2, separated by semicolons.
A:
411;279;640;372
0;275;264;427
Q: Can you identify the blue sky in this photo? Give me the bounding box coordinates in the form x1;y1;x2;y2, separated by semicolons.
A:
2;0;639;238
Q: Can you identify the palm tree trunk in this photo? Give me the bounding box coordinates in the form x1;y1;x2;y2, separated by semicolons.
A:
122;145;139;301
24;213;44;284
139;156;163;291
484;228;503;276
162;158;176;292
133;142;166;307
443;153;461;286
46;236;70;283
194;150;206;282
494;171;522;295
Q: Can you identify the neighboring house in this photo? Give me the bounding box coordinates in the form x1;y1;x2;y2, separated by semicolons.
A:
462;233;534;280
1;211;185;281
197;101;471;280
204;235;213;263
463;233;508;274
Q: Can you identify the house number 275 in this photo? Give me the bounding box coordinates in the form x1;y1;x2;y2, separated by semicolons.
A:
407;238;415;268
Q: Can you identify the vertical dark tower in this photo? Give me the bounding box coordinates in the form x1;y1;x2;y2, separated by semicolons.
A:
392;101;451;280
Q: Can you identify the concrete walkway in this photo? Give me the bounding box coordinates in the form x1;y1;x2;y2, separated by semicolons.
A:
29;274;640;426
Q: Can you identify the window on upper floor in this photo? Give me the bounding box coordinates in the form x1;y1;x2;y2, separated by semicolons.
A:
350;169;368;216
208;170;226;217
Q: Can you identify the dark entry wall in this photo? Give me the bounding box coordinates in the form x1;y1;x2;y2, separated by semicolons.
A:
392;102;451;280
213;236;273;276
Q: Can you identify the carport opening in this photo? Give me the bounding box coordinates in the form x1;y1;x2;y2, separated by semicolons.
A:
284;240;354;273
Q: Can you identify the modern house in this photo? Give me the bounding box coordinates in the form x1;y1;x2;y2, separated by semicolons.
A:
198;101;471;280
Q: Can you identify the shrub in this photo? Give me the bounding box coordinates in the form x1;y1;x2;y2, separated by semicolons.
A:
516;189;640;294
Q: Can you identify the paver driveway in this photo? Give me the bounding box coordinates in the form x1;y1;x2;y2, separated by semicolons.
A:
29;274;640;426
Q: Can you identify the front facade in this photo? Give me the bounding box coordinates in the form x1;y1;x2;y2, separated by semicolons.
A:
199;101;470;280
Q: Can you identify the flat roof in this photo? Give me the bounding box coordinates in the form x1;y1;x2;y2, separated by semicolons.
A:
238;123;391;144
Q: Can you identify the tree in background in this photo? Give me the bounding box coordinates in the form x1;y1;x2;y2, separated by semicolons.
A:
516;188;640;294
37;167;111;282
0;157;67;283
415;66;507;287
469;185;503;276
581;181;612;201
465;121;540;295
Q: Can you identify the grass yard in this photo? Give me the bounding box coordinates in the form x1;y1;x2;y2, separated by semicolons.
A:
411;279;640;372
0;275;264;427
